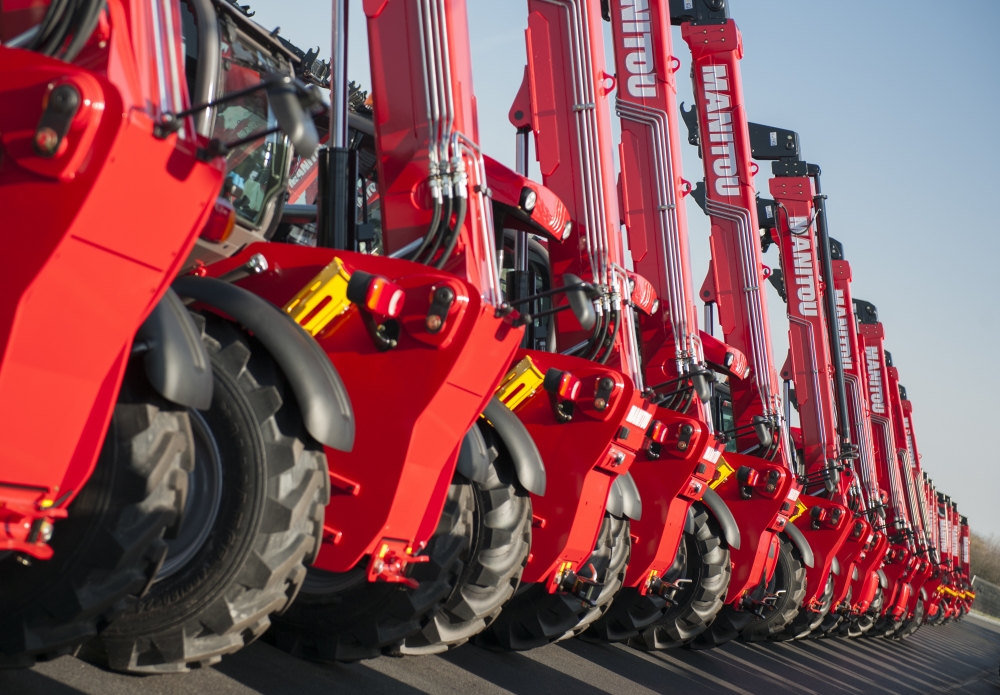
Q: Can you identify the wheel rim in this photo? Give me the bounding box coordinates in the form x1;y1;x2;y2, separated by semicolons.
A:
156;409;224;582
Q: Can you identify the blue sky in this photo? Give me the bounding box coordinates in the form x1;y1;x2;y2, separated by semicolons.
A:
247;1;1000;537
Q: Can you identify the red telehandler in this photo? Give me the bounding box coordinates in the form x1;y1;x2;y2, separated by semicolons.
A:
828;241;892;637
854;301;931;637
666;0;813;647
177;0;586;662
474;0;667;650
752;150;868;641
583;0;747;650
0;0;345;671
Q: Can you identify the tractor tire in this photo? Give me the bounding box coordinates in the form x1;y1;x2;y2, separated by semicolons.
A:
772;573;833;641
813;586;850;638
474;511;630;651
741;537;807;642
0;368;191;668
399;423;532;654
81;314;329;673
848;584;882;637
889;598;924;640
264;479;471;662
585;502;730;649
580;529;686;647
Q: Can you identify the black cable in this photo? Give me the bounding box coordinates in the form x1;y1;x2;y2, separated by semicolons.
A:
435;194;467;269
61;0;105;62
410;189;442;262
583;303;607;361
31;0;73;53
38;0;79;56
597;308;619;365
418;191;451;264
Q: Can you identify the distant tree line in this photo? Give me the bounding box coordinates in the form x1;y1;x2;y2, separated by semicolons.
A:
971;532;1000;586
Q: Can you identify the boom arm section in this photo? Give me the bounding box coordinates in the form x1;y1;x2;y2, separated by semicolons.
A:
677;12;784;455
513;0;642;383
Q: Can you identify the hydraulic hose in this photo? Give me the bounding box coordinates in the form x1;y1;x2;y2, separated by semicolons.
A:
419;192;451;265
435;194;467;269
597;308;619;365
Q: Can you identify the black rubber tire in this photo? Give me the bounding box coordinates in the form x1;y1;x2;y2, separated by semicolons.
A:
689;535;810;650
585;502;730;649
81;314;329;673
264;479;471;662
848;583;882;637
740;537;807;642
399;422;532;654
581;528;687;647
565;513;630;638
813;585;851;639
889;597;924;640
773;573;833;641
0;367;191;668
927;600;946;627
473;511;630;651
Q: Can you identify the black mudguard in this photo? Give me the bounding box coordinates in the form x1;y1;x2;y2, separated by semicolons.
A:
456;423;491;485
783;521;815;569
172;275;355;452
606;472;642;521
135;288;213;410
701;487;741;550
483;397;546;496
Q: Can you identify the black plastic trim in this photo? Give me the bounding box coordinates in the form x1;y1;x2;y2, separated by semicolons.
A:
136;288;214;410
702;487;741;550
783;521;815;568
607;472;642;521
456;423;491;485
483;397;546;496
172;275;354;451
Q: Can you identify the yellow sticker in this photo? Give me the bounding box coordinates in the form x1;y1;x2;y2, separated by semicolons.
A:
710;456;736;490
283;257;354;336
496;356;545;411
788;500;808;523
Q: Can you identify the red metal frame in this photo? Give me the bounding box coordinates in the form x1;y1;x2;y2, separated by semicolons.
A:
503;0;658;590
676;13;800;608
767;176;854;610
197;242;520;572
195;0;526;579
604;0;726;595
0;0;224;559
832;259;890;615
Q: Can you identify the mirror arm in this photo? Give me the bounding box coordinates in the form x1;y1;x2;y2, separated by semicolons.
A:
197;124;282;161
155;75;290;139
511;303;572;328
646;365;710;393
507;282;594;306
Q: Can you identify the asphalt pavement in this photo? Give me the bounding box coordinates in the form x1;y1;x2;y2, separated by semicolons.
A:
3;613;998;694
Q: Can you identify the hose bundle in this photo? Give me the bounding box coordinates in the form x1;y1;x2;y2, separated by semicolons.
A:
29;0;106;63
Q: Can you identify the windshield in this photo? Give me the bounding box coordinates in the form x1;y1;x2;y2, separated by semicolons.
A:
180;4;290;229
213;33;289;227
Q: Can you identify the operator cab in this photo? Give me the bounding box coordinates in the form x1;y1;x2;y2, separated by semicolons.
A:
179;0;321;267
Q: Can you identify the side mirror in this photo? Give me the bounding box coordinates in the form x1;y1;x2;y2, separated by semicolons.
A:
265;75;320;158
691;368;713;403
751;415;772;449
563;274;596;330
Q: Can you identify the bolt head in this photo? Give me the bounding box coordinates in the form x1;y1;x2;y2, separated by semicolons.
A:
34;127;59;156
425;314;443;331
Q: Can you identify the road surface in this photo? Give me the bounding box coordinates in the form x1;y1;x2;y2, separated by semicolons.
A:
3;613;998;694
